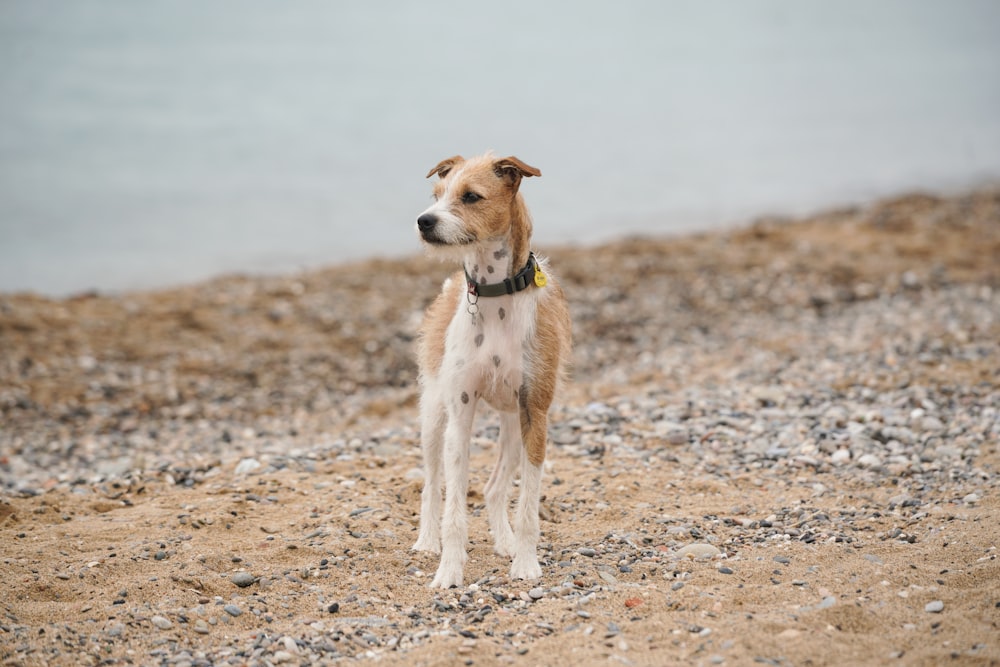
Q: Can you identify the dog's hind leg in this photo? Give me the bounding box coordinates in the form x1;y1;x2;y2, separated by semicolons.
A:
485;411;521;557
510;444;543;580
510;386;549;581
413;392;446;553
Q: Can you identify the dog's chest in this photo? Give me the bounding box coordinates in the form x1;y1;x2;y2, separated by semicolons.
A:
448;295;534;411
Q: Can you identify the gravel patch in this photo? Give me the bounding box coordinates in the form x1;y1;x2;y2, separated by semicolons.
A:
1;189;999;665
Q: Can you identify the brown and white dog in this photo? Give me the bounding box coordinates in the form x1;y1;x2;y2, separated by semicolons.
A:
412;152;571;588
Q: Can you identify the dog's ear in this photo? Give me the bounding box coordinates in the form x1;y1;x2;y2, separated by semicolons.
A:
426;156;465;179
493;156;542;184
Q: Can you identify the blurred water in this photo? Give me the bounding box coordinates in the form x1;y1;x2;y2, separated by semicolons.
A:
1;1;998;295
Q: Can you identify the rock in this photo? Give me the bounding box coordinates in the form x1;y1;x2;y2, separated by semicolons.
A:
231;572;257;588
664;428;688;445
857;453;882;469
676;543;721;560
598;570;618;584
528;587;544;600
235;458;261;475
925;600;944;613
223;604;243;617
578;547;597;557
150;615;172;630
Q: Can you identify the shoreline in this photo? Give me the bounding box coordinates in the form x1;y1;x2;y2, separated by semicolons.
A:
1;187;999;666
5;180;999;302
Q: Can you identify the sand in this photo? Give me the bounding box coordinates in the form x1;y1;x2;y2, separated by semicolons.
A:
1;188;999;666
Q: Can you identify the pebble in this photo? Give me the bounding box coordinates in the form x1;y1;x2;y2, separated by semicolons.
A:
831;449;851;464
223;604;243;617
150;615;172;630
676;543;722;560
665;429;688;445
856;453;882;469
230;572;256;588
925;600;944;613
2;190;998;666
234;458;261;474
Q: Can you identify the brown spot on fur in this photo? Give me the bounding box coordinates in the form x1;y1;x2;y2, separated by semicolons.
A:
498;307;506;320
492;355;501;367
475;333;484;347
461;392;469;404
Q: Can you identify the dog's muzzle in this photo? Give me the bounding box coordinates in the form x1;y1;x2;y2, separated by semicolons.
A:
417;213;442;243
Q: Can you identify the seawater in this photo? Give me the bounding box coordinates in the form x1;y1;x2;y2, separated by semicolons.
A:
1;1;999;295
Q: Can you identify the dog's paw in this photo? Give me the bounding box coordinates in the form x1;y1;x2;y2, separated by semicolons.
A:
429;562;464;589
411;535;441;554
509;556;542;581
492;530;516;558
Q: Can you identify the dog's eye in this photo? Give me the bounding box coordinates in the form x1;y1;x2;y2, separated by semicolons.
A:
462;191;482;204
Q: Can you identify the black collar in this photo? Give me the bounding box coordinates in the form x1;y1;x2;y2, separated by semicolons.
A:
466;252;538;297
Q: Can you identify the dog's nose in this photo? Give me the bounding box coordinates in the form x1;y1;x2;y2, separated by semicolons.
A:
417;213;438;233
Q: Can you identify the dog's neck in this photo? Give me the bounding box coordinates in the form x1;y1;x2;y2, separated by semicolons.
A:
463;197;533;284
463;239;515;288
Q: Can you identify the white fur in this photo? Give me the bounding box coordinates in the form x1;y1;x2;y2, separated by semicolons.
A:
412;153;566;590
415;243;551;588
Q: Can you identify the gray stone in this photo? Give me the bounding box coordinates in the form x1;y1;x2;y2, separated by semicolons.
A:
231;572;257;588
150;615;172;630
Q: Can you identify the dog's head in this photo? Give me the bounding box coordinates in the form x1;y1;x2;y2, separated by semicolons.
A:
416;153;540;249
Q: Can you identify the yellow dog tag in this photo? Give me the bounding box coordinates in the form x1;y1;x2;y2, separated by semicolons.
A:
534;269;547;288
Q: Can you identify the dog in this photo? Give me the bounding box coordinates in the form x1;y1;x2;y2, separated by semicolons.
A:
412;152;571;588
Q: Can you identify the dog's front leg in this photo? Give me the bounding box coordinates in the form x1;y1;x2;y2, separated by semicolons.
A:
413;395;446;553
430;392;477;589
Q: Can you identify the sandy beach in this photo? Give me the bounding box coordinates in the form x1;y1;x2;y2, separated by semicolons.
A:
2;188;999;666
